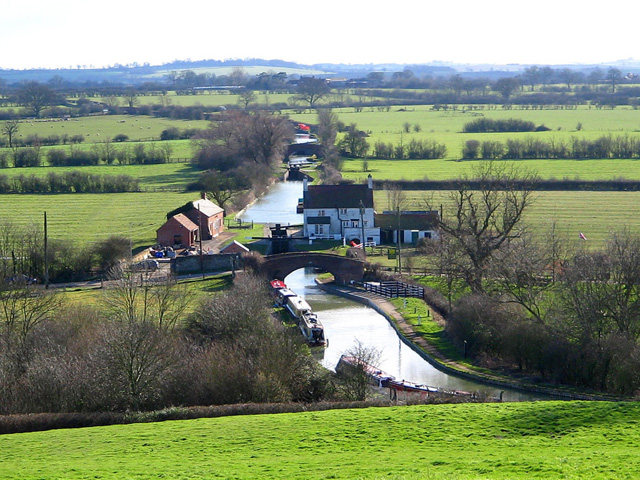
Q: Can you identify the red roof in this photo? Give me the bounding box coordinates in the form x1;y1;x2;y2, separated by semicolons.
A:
164;213;199;232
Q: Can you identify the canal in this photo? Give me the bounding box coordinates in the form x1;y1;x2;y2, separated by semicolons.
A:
240;181;548;401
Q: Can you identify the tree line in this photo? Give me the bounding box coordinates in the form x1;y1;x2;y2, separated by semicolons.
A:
0;171;139;194
0;226;132;283
0;143;175;168
462;134;640;160
372;139;447;160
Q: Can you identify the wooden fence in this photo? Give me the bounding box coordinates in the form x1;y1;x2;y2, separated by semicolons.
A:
363;281;424;299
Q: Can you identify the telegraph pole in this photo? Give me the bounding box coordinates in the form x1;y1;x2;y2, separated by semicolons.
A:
44;211;49;289
359;200;366;258
198;204;205;279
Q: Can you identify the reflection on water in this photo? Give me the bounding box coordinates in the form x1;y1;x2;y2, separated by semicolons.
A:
238;181;303;225
285;268;548;402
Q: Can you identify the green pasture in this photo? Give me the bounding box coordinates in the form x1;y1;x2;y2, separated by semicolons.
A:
0;162;201;190
289;105;640;162
0;191;196;248
342;157;640;182
9;114;210;142
0;138;195;164
100;92;297;107
374;189;640;249
1;401;638;479
0;187;634;250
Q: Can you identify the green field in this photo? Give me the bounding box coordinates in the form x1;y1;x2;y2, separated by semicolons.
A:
1;114;209;162
0;191;195;247
3;105;640;249
342;157;640;182
290;105;640;170
374;189;640;249
0;162;205;248
0;162;201;190
0;401;638;479
9;114;210;142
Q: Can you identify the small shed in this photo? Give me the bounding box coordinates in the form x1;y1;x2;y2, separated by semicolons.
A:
220;240;250;255
156;213;199;248
375;211;440;244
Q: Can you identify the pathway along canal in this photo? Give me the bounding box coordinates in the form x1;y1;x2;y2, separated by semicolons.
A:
240;181;548;401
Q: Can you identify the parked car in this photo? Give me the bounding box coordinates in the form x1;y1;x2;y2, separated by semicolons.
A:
130;259;159;272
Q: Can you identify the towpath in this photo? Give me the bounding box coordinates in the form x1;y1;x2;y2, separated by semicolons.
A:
316;280;614;401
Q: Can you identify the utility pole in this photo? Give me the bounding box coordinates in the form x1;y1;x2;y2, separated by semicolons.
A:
359;200;367;259
396;206;402;275
44;211;49;289
198;204;204;280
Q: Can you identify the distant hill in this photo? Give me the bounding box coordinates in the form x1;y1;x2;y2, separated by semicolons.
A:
2;57;640;85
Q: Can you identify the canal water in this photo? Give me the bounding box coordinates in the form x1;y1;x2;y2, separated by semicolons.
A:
238;181;303;226
241;181;548;401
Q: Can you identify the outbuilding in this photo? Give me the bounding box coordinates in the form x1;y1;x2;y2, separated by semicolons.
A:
375;211;440;245
185;193;225;240
156;213;199;248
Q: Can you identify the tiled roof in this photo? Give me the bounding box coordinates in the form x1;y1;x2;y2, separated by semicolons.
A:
304;184;374;209
192;198;224;217
220;240;249;254
375;212;439;230
164;213;199;231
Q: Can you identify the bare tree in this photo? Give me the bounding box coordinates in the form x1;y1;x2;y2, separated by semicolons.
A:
489;231;562;324
561;229;640;342
607;67;624;93
194;111;293;171
0;280;62;356
2;120;19;149
237;89;257;109
296;77;330;108
428;161;537;293
17;82;58;118
337;340;382;401
316;108;339;165
101;272;191;409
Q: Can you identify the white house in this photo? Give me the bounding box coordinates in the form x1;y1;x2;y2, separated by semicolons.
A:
302;175;380;245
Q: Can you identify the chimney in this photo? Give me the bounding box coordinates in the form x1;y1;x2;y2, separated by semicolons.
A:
201;191;207;200
367;174;373;189
303;177;308;192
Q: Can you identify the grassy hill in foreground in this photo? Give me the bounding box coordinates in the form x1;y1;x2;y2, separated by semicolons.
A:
1;401;638;479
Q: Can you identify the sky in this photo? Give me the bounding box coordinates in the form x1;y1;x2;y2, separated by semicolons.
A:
2;0;638;70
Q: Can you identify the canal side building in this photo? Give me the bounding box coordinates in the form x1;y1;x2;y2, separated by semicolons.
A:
375;210;440;244
301;175;381;245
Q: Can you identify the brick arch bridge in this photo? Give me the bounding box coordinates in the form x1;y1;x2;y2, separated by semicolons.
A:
261;252;364;284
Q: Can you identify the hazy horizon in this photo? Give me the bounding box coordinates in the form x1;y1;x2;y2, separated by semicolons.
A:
3;1;638;70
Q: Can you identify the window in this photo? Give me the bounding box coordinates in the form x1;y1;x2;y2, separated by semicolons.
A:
350;219;359;228
315;224;324;235
318;209;325;216
339;208;348;215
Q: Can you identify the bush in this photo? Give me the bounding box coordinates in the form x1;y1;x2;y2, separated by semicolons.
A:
113;133;129;142
13;148;41;167
160;127;180;141
463;118;537;133
47;149;68;166
462;140;480;159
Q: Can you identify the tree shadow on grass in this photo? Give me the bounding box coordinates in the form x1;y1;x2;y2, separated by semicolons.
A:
496;401;639;438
